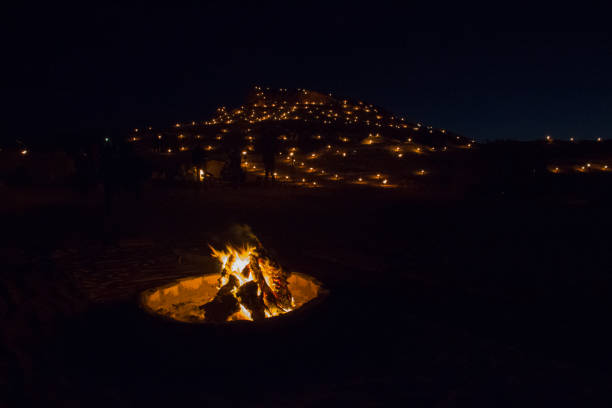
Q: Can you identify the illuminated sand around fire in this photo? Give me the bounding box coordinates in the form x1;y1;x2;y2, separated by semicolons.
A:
141;272;324;323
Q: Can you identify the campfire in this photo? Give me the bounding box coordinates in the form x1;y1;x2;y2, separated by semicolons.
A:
141;238;324;323
204;242;294;321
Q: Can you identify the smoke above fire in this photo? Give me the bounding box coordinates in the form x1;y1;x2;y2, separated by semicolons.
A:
209;224;260;249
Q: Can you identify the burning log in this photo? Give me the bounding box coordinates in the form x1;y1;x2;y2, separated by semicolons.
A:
249;254;284;314
199;292;239;322
240;263;250;279
254;244;292;310
199;274;239;322
236;281;265;320
218;253;235;285
218;274;239;296
261;258;292;310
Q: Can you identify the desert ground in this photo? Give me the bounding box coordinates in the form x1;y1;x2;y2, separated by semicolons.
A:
2;182;611;406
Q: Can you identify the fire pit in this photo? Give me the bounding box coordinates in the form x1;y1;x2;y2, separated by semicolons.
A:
141;240;326;324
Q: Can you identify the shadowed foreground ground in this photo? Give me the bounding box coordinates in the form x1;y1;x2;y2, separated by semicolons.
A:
1;184;611;406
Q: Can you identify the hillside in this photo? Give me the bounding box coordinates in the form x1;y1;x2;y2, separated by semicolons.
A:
127;86;474;188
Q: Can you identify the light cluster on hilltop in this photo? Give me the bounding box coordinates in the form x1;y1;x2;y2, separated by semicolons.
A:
205;86;413;129
123;86;479;188
130;86;471;149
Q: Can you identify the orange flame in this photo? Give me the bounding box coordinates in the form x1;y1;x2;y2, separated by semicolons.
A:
208;244;293;321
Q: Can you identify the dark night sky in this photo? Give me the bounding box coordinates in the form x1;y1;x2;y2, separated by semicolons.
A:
4;2;612;145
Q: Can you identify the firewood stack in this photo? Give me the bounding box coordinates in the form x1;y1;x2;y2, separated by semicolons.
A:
200;243;293;322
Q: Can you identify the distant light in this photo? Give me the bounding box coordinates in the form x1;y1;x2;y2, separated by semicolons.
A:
20;149;28;155
597;137;602;142
104;137;110;143
382;179;388;184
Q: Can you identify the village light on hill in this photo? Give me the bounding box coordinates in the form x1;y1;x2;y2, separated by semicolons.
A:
134;87;478;190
